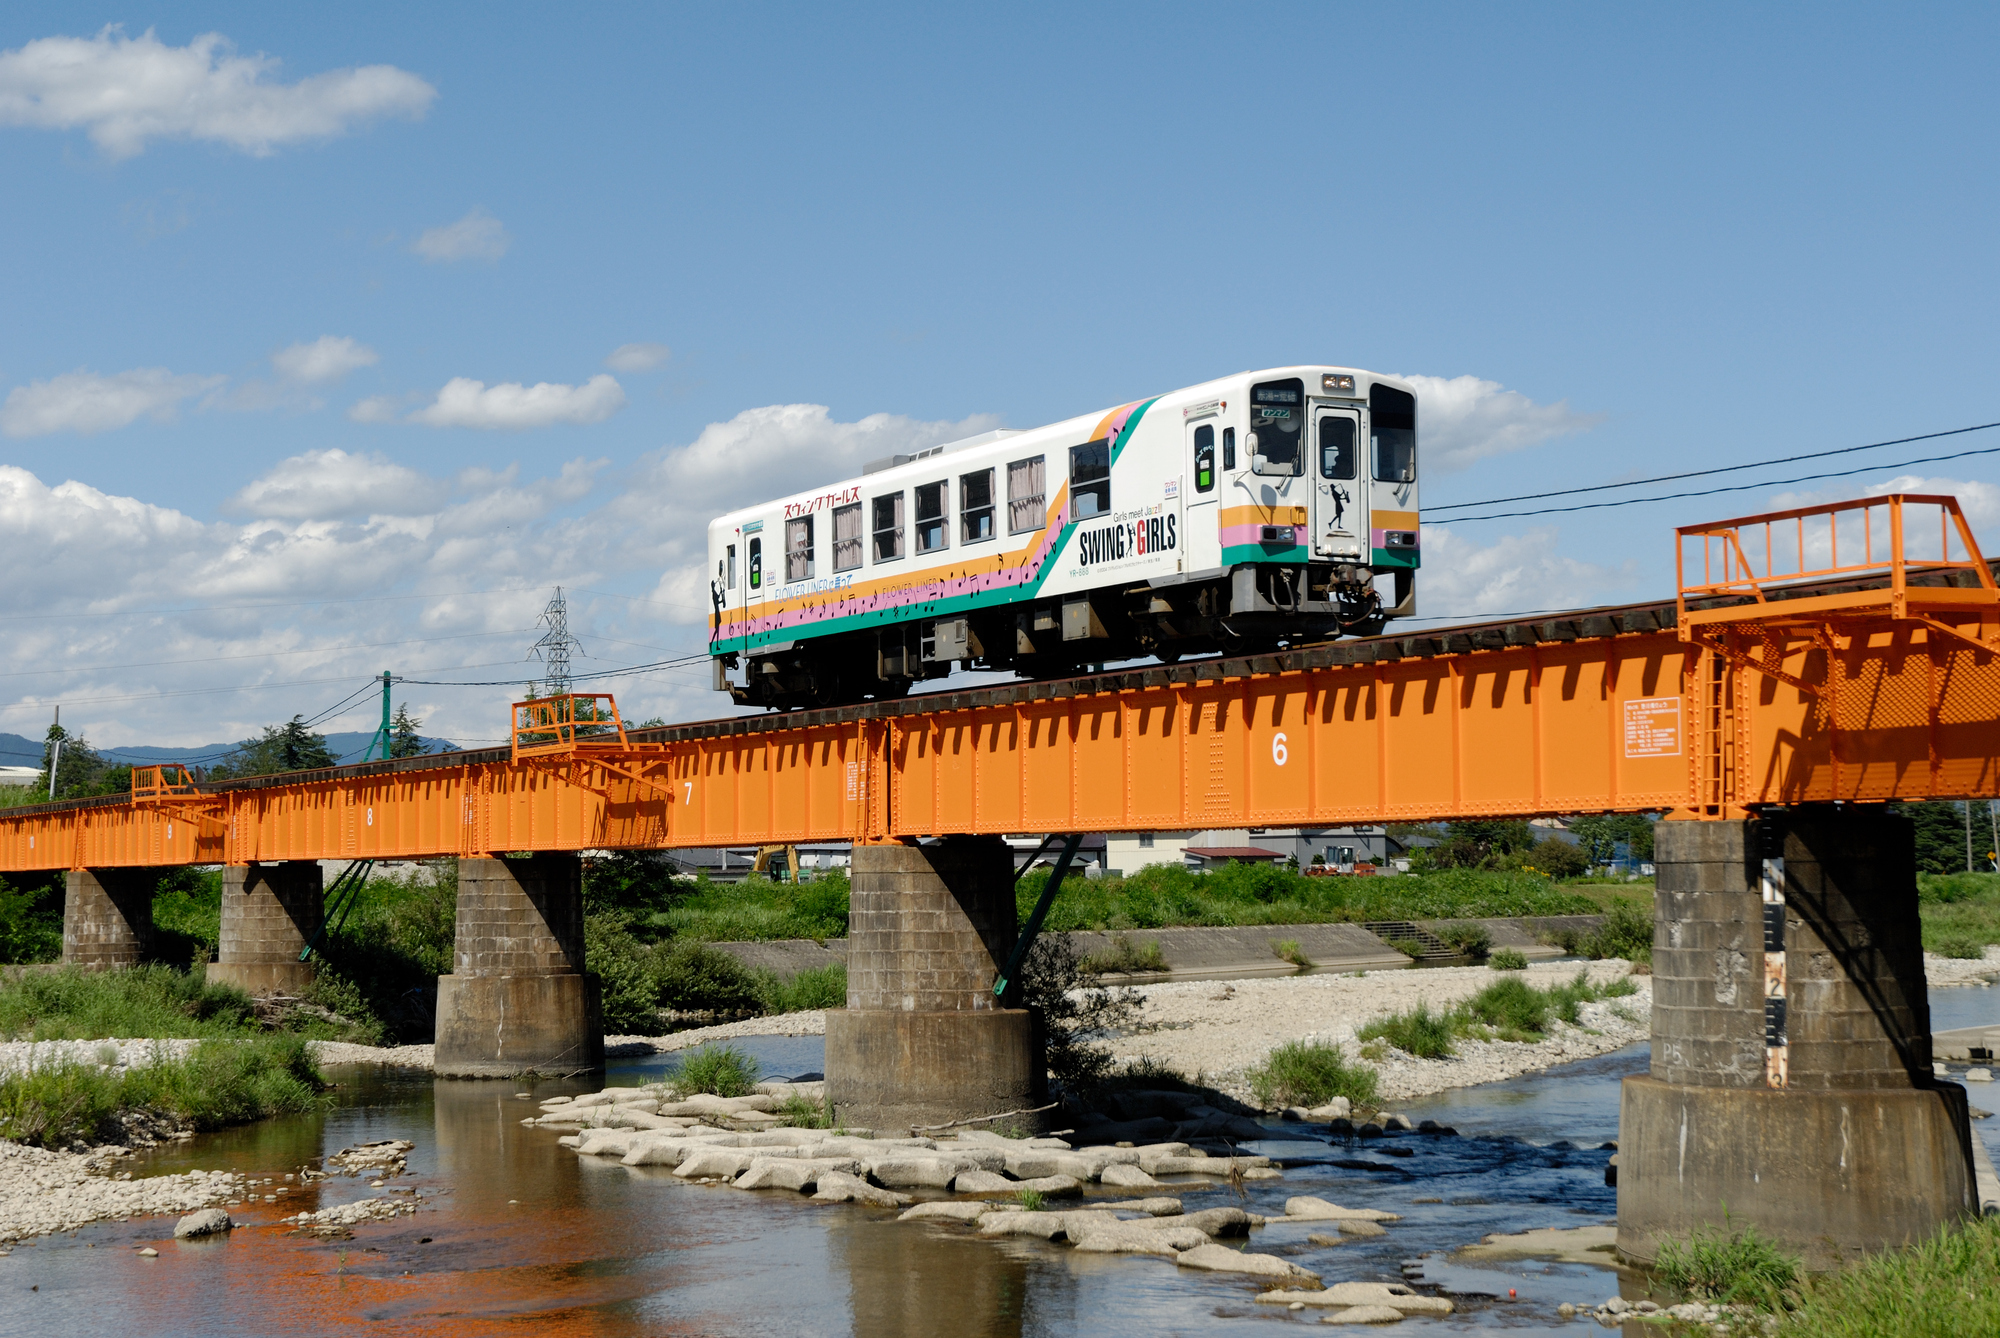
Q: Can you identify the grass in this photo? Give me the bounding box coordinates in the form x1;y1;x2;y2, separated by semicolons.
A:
1777;1213;2000;1336
778;1093;833;1128
1016;1188;1047;1211
1918;871;2000;958
1080;937;1168;975
0;1034;326;1148
1359;970;1637;1058
757;962;847;1013
1489;948;1529;970
1654;1220;1801;1306
1384;936;1425;959
0;963;382;1045
1541;895;1654;964
1245;1039;1380;1109
1436;923;1493;959
666;1043;760;1098
1271;938;1313;970
651;871;850;943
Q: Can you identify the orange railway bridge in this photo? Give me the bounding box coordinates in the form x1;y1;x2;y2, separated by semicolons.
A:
5;494;1996;1264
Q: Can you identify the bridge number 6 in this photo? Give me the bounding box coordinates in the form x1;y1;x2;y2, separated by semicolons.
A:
1272;732;1289;767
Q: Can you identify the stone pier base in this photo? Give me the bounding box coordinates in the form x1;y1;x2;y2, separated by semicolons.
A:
208;862;322;996
826;838;1043;1133
1619;808;1976;1268
62;869;154;967
433;854;603;1078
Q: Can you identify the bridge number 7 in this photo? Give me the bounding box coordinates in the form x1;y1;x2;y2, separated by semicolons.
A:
1272;732;1289;767
683;782;693;804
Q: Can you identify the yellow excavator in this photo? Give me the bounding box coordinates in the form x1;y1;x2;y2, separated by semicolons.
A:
752;844;802;882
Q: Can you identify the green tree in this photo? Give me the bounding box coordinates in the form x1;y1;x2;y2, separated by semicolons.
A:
1567;814;1657;867
1904;801;1971;875
389;705;428;759
1431;820;1538;869
35;725;121;800
210;716;336;779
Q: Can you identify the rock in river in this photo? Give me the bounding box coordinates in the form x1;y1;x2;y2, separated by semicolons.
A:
174;1209;232;1239
1174;1243;1318;1282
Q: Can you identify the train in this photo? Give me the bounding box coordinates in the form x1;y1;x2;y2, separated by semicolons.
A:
706;365;1420;709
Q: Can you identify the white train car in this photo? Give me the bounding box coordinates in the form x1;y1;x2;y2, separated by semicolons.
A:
706;366;1419;708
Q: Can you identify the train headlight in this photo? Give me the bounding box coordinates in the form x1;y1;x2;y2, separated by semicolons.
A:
1322;374;1355;393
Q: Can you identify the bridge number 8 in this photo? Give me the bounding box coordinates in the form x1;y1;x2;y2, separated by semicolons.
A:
1272;733;1289;767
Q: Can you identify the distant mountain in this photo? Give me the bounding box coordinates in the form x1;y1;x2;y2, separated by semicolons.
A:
0;730;461;771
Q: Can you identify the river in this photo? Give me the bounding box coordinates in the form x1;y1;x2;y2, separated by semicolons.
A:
6;981;1998;1337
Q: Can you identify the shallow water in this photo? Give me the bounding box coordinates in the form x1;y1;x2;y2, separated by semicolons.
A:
6;977;1998;1337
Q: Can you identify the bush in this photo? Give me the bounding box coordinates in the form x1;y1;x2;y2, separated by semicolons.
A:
0;1035;325;1147
1593;897;1654;962
1360;1001;1456;1059
0;873;63;964
1017;935;1142;1095
0;964;256;1040
1489;948;1529;971
1246;1039;1379;1108
1080;937;1168;975
655;940;764;1016
667;1044;759;1098
1384;936;1425;959
756;962;848;1014
1462;976;1551;1038
1779;1213;2000;1336
1437;923;1492;959
1654;1221;1800;1306
584;913;662;1033
1528;837;1591;879
1271;938;1313;969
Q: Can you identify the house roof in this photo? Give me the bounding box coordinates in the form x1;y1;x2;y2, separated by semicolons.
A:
1181;846;1287;860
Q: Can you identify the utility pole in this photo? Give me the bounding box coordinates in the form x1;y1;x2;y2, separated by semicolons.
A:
1967;799;1975;874
530;588;579;697
362;671;393;762
46;705;60;802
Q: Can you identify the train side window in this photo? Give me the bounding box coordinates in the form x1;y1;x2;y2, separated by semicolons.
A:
726;543;737;589
1069;441;1110;519
915;481;949;553
1223;426;1236;471
1194;424;1215;492
960;468;995;543
1319;416;1356;479
1007;455;1046;533
748;537;762;590
832;502;863;572
1371;384;1417;483
785;516;814;582
872;493;904;562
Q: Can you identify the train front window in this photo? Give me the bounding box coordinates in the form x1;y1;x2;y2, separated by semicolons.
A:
1371;384;1417;483
960;468;995;543
1319;416;1355;479
873;493;904;562
1070;442;1110;519
832;502;862;572
785;516;814;581
1249;377;1304;475
915;481;948;553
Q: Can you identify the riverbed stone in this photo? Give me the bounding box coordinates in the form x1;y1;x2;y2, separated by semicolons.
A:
1145;1155;1270;1175
810;1170;911;1208
898;1200;996;1223
674;1149;754;1179
173;1209;232;1239
950;1170;1016;1193
1259;1284;1452;1315
1070;1221;1210;1256
734;1157;858;1191
1306;1098;1352;1120
977;1210;1068;1239
1319;1305;1404;1324
1099;1163;1164;1189
1336;1220;1387;1238
1007;1174;1083;1198
1175;1243;1318;1281
1130;1206;1253;1237
1282;1196;1401;1222
870;1157;971;1189
1095;1197;1183;1216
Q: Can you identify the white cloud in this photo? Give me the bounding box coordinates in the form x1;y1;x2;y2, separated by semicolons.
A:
1413;524;1636;621
407;374;625;429
273;335;377;385
1;367;225;437
1396;374;1603;473
412;208;510;263
347;394;405;424
605;342;671;372
0;26;434;160
224;449;449;520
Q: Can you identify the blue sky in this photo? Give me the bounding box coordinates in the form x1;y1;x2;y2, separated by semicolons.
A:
0;4;1995;752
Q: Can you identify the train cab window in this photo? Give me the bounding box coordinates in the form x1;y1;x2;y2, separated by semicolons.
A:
872;493;904;562
726;543;737;589
832;502;863;572
915;481;949;553
1371;384;1417;483
785;516;814;582
1193;424;1216;492
960;468;995;543
1007;455;1046;533
1318;416;1356;479
748;537;762;591
1249;378;1304;475
1223;426;1236;470
1069;441;1110;519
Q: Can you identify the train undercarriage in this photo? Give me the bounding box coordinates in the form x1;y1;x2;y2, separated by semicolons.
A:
719;564;1415;709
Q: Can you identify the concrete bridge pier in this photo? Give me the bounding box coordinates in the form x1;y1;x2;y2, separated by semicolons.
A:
61;868;154;967
209;861;323;995
434;854;603;1078
826;837;1044;1133
1619;807;1976;1268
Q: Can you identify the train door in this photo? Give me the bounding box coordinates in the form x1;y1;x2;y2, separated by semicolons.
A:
1184;417;1222;572
1311;406;1365;561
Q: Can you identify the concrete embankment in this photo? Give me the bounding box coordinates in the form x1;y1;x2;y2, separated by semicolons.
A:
709;914;1611;984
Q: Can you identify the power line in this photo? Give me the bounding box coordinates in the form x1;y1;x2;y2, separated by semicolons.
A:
0;627;534;681
1432;439;2000;525
1426;420;2000;515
